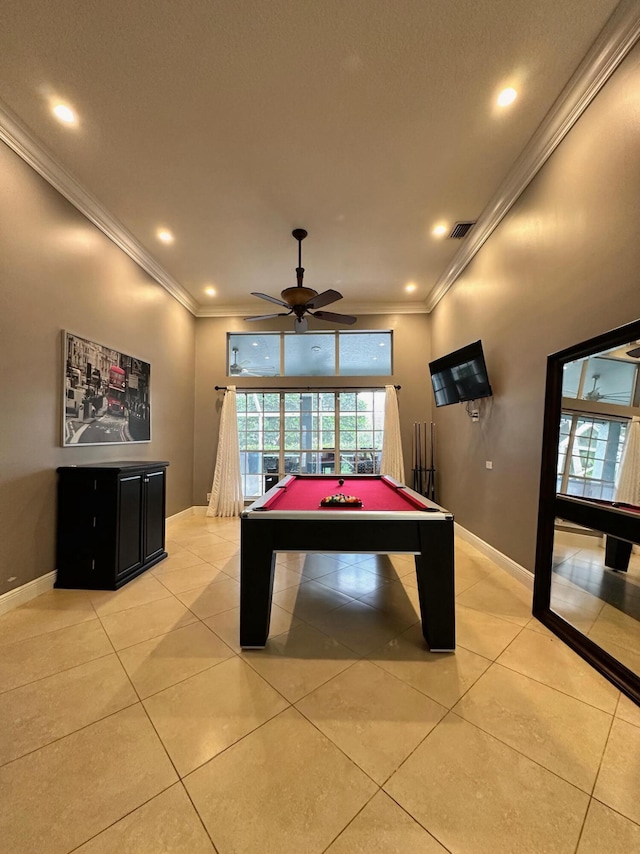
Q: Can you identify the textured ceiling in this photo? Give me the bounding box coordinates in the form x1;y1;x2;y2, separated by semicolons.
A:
0;0;622;314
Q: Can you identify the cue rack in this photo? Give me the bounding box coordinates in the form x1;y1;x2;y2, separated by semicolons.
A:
412;421;436;501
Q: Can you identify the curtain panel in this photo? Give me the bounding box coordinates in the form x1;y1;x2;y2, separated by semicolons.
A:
207;385;244;517
380;384;405;482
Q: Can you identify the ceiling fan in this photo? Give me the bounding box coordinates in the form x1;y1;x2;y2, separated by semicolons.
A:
244;228;358;333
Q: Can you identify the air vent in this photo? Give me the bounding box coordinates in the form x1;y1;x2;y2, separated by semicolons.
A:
448;221;476;239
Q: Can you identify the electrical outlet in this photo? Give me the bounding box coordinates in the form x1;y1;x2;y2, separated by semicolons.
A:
485;461;493;470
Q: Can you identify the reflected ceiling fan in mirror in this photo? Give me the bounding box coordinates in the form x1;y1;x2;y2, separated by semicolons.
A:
244;229;358;333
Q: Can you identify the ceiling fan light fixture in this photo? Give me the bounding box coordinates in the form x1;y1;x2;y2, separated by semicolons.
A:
281;286;317;306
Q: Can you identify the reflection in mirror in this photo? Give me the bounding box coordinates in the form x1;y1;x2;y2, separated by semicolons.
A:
551;338;640;676
551;514;640;674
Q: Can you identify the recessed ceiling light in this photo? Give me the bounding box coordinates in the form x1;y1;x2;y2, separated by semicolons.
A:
372;356;378;361
311;346;321;352
264;356;270;360
52;103;77;125
432;224;447;237
157;229;174;244
379;342;385;347
204;286;216;296
252;342;258;347
497;87;517;107
405;283;417;293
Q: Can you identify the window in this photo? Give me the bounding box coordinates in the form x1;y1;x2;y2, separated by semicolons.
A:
557;414;628;500
283;335;336;376
237;389;386;498
229;334;280;378
338;332;392;375
228;331;392;377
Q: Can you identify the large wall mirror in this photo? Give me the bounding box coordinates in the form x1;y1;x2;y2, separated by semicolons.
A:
533;318;640;705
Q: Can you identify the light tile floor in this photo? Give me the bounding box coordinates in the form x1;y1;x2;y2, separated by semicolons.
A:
1;515;639;853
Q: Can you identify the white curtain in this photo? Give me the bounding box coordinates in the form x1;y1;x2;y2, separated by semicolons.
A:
380;384;405;482
616;416;640;505
207;385;244;517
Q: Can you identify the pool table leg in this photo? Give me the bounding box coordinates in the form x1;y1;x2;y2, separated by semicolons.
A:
414;520;455;651
604;535;632;572
240;526;276;648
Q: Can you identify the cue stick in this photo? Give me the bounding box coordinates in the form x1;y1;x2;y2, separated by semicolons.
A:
423;421;428;495
429;421;436;501
411;421;418;492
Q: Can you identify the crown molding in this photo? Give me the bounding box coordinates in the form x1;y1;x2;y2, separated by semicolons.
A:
0;99;199;316
425;0;640;312
195;300;429;318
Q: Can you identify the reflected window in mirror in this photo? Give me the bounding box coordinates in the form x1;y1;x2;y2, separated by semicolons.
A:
557;414;628;500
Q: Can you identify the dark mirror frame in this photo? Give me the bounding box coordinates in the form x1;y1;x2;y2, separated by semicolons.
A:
533;317;640;706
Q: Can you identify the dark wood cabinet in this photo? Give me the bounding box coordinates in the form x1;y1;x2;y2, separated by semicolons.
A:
56;461;169;590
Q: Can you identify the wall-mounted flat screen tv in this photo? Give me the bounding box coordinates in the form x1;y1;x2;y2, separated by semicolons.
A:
429;340;493;407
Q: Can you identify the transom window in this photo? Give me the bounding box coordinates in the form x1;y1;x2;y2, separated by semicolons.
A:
236;390;386;498
229;331;392;378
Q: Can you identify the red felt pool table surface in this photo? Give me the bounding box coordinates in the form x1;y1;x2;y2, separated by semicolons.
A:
260;474;432;512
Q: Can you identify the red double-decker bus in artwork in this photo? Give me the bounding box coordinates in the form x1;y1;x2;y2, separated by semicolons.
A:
107;365;126;416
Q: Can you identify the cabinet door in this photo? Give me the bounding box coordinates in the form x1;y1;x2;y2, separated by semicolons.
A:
118;475;143;576
143;470;166;561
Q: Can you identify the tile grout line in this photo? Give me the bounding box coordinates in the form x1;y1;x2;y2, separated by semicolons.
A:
494;652;621;716
64;781;182;854
0;649;116;698
178;777;221;854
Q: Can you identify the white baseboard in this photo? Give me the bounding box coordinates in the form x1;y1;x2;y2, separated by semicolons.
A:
455;523;533;590
166;506;197;522
0;571;57;616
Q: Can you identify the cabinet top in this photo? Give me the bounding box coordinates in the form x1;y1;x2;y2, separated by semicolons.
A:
57;461;169;473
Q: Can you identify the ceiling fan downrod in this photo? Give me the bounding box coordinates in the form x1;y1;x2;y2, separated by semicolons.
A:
292;228;307;288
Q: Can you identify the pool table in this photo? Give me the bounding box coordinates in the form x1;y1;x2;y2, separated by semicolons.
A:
556;494;640;571
240;474;455;651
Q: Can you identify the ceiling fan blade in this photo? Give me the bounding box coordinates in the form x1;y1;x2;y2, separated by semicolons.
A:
311;310;357;325
244;312;291;321
306;289;343;309
294;316;308;334
250;292;291;308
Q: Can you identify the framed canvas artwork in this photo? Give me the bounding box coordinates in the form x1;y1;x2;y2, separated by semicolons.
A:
63;332;151;446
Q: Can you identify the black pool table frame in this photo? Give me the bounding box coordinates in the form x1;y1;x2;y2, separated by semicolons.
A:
240;479;455;651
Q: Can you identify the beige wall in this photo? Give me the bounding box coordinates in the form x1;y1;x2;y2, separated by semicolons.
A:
193;314;432;504
0;141;196;593
430;43;640;571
